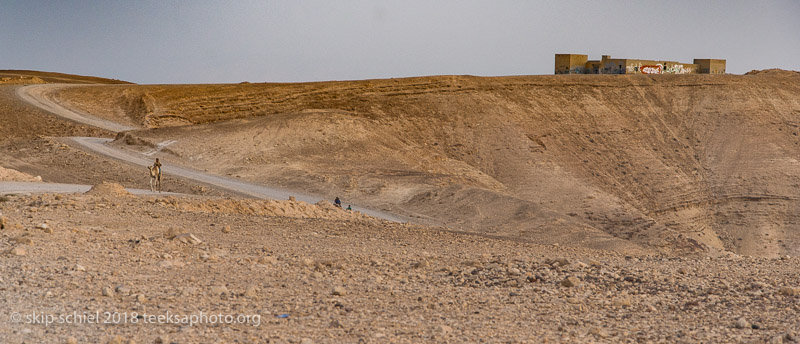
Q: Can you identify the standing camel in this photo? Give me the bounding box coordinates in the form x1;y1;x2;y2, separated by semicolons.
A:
148;164;162;192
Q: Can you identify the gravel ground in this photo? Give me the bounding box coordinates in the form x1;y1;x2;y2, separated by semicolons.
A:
2;189;800;343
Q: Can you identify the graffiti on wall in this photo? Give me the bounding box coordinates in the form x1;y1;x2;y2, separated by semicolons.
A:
664;64;694;74
627;63;695;75
640;65;662;74
569;67;587;74
602;62;626;74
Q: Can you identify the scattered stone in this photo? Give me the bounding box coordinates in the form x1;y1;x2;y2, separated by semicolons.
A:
210;285;229;295
561;276;581;288
243;286;258;297
75;264;86;272
613;297;632;308
0;215;6;230
413;260;429;269
157;260;184;268
436;324;453;334
136;294;147;303
11;236;33;245
222;225;231;233
173;233;202;245
8;247;27;256
572;261;589;269
547;258;571;267
589;327;609;338
115;285;131;294
301;258;316;267
289;196;296;202
37;223;53;233
779;287;800;296
463;260;482;267
300;338;313;344
66;337;78;344
258;256;278;265
735;317;749;329
102;287;114;297
332;286;347;296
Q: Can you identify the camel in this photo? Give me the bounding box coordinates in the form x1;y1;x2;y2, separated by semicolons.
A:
148;165;162;192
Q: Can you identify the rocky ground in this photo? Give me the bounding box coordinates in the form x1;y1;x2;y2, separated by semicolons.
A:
2;184;800;343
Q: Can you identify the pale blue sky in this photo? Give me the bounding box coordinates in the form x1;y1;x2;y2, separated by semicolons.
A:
1;0;798;84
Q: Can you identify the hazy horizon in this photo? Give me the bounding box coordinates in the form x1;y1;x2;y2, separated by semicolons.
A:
2;0;799;84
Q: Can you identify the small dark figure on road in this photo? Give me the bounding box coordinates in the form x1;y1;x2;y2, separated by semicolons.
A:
334;197;342;208
346;205;352;211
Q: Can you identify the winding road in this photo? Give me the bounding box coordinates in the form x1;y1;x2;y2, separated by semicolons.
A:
14;84;409;223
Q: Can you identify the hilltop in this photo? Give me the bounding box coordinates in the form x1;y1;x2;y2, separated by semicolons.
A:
0;70;131;85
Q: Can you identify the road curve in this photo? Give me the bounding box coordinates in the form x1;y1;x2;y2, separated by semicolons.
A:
16;85;410;223
16;84;137;132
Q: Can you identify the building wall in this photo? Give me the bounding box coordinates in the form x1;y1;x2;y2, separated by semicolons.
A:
555;54;589;74
600;56;628;74
556;54;724;75
694;59;726;74
623;60;698;74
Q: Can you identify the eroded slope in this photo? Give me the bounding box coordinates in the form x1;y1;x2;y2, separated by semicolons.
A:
55;72;800;256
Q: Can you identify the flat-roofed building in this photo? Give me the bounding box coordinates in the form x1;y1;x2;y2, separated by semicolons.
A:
555;54;725;75
554;54;589;74
694;59;727;74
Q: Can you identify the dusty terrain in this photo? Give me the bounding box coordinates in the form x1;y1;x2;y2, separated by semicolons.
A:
55;71;800;257
3;188;800;343
2;69;800;342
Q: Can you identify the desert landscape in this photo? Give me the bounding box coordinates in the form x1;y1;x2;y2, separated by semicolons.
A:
2;69;800;343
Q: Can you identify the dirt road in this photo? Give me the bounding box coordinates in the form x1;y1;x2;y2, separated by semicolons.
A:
16;85;409;223
16;84;136;132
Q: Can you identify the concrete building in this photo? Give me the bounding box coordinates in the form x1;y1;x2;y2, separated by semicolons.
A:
555;54;726;75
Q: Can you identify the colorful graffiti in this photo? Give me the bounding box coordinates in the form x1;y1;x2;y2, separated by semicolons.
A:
664;64;693;74
640;65;662;74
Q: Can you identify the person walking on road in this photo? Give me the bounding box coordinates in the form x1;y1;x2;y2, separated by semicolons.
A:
153;158;163;192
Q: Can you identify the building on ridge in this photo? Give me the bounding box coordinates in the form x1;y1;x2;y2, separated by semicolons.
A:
555;54;726;75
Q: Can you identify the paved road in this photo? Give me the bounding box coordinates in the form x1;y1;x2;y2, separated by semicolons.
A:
0;181;178;196
16;84;410;223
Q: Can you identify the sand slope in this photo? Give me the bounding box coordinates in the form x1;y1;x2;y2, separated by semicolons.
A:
50;72;800;256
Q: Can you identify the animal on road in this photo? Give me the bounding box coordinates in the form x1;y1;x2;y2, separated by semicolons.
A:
148;165;162;192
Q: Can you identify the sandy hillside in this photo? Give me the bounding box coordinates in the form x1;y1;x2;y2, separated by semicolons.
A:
55;71;800;257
